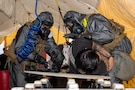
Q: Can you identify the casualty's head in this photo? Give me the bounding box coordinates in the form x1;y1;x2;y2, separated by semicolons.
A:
63;10;86;34
71;38;98;74
75;49;99;74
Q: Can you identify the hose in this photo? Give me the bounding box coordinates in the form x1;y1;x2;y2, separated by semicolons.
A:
16;0;42;63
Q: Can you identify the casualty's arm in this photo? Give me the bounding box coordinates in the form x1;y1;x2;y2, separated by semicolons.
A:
92;42;114;71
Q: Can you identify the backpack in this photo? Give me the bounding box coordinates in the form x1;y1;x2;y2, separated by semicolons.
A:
103;19;126;52
82;14;126;52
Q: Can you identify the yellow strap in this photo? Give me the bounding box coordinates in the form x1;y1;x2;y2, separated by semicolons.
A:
82;18;88;28
82;14;92;29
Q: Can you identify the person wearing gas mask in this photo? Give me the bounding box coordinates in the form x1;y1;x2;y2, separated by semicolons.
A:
7;11;64;88
63;10;132;54
63;10;134;84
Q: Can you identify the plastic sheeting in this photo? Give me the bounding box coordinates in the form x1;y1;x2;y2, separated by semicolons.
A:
98;0;135;88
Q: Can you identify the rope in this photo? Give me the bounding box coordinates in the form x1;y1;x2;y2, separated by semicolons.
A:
55;0;70;44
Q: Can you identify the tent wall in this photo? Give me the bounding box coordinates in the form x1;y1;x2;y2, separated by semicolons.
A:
98;0;135;88
0;0;135;88
4;30;18;47
51;27;67;44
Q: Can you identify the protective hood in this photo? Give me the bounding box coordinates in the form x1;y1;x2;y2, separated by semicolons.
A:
63;10;86;25
33;11;54;27
63;10;86;34
39;11;54;26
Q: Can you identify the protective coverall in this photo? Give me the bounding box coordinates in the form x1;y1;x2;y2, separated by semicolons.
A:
7;11;64;88
63;10;132;54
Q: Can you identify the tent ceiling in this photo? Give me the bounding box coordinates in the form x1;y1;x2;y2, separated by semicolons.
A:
0;0;99;40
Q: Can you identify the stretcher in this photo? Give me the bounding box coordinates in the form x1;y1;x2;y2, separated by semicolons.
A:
24;70;110;80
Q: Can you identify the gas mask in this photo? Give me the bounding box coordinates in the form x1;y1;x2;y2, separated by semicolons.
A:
38;27;50;40
66;19;84;34
69;22;84;34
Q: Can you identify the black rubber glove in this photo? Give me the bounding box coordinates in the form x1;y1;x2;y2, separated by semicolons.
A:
50;63;60;72
79;33;92;40
64;33;92;40
34;54;48;68
64;33;79;39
